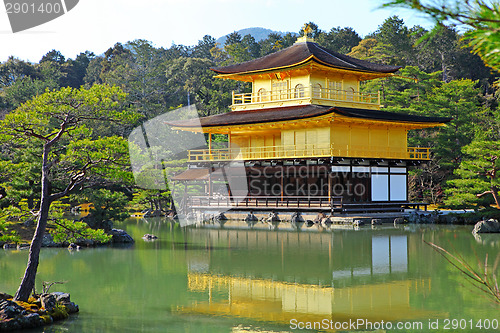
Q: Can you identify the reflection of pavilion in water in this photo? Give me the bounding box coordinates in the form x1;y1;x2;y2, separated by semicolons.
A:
179;229;442;328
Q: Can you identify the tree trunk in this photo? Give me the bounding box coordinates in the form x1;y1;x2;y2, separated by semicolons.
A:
491;186;500;208
440;52;448;83
158;196;163;214
14;146;51;302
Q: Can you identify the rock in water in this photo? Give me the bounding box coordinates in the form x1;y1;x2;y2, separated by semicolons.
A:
41;234;59;247
67;243;79;250
472;219;500;234
245;212;258;222
142;234;158;241
290;212;305;230
214;212;228;222
353;220;364;227
266;212;280;222
0;300;44;331
314;213;326;223
266;212;280;230
108;229;135;243
245;213;258;228
51;292;79;314
321;217;332;228
0;293;12;301
40;294;57;312
394;217;406;225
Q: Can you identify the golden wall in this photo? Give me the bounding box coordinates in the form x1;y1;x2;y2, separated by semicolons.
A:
229;124;407;159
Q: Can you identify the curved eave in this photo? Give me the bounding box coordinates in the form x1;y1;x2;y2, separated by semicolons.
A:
213;55;315;80
213;56;400;81
171;110;451;134
332;115;448;130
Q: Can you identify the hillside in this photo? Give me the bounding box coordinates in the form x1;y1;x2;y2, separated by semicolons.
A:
216;27;296;45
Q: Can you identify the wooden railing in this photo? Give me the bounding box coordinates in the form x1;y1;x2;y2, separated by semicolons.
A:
186;196;429;213
232;86;380;106
188;195;343;211
188;144;431;161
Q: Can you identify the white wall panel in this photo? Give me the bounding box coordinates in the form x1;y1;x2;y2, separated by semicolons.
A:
371;174;388;201
390;174;407;201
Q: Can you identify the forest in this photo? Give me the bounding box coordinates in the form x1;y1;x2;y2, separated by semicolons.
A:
1;15;500;245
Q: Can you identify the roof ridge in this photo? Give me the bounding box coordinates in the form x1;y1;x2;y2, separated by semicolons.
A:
211;42;303;73
308;42;358;68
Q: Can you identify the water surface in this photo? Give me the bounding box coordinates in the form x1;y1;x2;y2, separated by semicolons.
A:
0;219;499;332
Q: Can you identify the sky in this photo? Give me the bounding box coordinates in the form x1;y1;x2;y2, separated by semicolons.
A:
0;0;435;63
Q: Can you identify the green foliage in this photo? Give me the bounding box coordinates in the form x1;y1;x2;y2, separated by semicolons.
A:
45;201;112;243
348;38;379;60
445;140;500;208
373;16;414;65
81;189;130;223
363;67;489;204
164;57;247;116
131;189;171;212
0;230;21;244
467;3;500;71
0;85;137;244
317;26;361;54
1;85;136;140
381;0;500;72
50;219;111;244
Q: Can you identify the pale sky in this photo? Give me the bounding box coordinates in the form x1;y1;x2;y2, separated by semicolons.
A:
0;0;433;63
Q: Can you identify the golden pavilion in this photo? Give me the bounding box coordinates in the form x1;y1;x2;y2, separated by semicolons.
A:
171;30;450;214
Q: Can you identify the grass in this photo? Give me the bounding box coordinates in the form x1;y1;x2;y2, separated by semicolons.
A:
425;240;500;305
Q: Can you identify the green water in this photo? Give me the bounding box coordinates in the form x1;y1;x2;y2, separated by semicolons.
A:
0;220;499;333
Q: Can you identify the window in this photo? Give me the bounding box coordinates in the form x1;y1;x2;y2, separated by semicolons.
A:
313;83;322;98
328;80;342;99
294;84;304;98
346;87;355;101
272;80;288;100
257;88;268;102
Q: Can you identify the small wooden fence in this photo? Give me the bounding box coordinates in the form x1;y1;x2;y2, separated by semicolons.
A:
186;195;428;214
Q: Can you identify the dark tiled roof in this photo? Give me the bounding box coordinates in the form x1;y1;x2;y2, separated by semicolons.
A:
169;105;451;128
212;41;401;75
334;107;452;123
169;105;334;128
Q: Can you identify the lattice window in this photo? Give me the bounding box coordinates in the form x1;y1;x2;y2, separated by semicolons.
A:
257;88;268;102
294;84;304;98
313;83;322;98
272;80;288;100
328;80;342;100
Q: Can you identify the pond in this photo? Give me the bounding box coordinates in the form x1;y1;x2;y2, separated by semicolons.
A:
0;219;499;332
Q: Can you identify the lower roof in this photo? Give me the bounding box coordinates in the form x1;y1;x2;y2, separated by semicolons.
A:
169;105;452;129
171;168;210;181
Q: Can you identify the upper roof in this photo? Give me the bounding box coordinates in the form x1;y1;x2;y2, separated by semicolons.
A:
212;41;401;75
168;105;452;129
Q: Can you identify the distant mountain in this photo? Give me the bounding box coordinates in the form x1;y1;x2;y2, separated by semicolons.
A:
216;27;297;46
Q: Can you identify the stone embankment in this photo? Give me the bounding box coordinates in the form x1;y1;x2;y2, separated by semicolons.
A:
0;292;78;331
1;227;134;250
472;219;500;234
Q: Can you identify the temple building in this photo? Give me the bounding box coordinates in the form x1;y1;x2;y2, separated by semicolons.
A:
171;30;451;214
